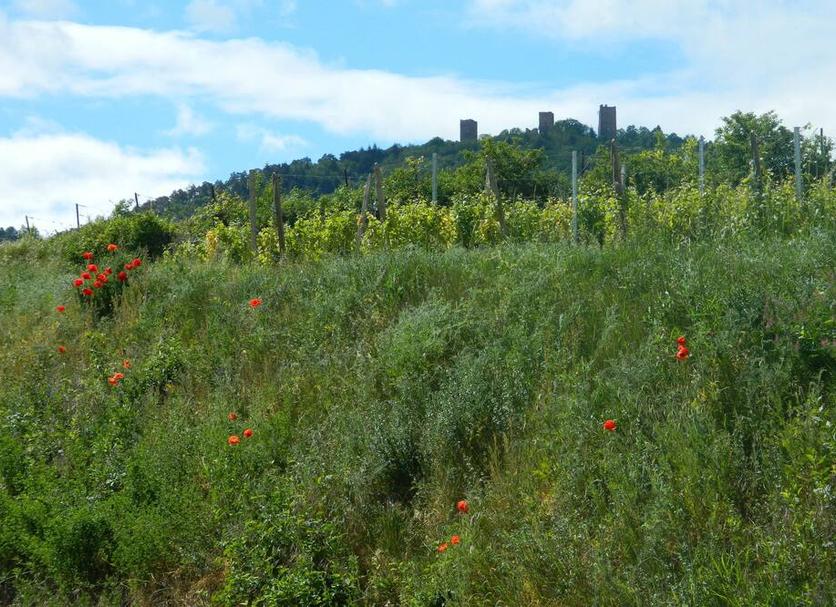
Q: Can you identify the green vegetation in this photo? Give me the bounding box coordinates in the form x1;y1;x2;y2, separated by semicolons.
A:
0;108;834;605
1;182;834;605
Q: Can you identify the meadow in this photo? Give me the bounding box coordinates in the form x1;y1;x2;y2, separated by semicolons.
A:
0;182;834;605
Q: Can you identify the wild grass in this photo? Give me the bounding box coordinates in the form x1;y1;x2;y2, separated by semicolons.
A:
0;226;833;605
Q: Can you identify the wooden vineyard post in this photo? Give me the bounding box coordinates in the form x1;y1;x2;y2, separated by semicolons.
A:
611;139;627;239
750;132;762;200
272;173;285;258
356;173;371;253
248;171;258;255
698;136;705;195
432;152;438;204
374;163;386;221
486;156;507;238
794;127;803;203
571;150;578;243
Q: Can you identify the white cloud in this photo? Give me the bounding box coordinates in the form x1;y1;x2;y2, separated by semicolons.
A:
236;123;307;152
11;0;78;19
0;8;833;146
164;104;214;137
0;130;205;231
185;0;237;33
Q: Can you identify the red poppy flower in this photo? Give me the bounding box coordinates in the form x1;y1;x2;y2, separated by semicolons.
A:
104;267;113;275
677;336;686;346
132;258;142;267
113;372;125;380
73;278;84;287
456;500;469;514
96;273;106;282
228;435;240;446
228;412;238;421
676;346;689;361
249;298;262;308
82;288;93;296
93;280;103;289
603;419;617;432
81;272;92;280
124;262;133;270
82;251;94;260
437;542;448;553
107;243;118;252
123;359;131;369
117;271;127;282
57;345;66;354
108;376;118;386
87;263;98;272
243;428;253;438
450;535;461;545
56;305;65;313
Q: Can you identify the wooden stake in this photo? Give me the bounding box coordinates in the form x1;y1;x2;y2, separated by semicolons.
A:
699;136;705;195
356;173;371;252
272;173;285;257
571;150;578;244
750;132;762;199
248;171;258;255
486;157;506;238
134;192;140;211
611;139;627;239
374;163;386;221
76;204;80;229
432;152;438;204
794;126;803;202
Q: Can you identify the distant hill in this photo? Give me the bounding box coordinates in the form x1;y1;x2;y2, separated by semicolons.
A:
146;119;686;219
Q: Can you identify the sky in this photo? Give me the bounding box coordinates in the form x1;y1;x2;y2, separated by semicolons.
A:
1;0;834;233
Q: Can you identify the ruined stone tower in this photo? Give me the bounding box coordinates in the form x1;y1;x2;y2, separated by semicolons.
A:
598;104;617;140
538;111;554;134
460;119;478;143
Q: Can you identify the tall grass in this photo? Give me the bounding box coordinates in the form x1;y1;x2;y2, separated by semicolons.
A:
0;225;833;605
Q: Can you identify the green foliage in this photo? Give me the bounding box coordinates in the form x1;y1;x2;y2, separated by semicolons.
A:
51;213;176;263
216;490;360;606
0;180;834;606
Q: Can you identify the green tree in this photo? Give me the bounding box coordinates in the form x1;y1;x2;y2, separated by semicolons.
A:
709;111;793;186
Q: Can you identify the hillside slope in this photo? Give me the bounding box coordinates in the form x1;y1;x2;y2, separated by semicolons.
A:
0;231;833;605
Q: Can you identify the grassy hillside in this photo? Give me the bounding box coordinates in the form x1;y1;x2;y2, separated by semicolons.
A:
0;227;834;605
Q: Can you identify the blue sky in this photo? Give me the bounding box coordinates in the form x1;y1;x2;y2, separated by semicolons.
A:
1;0;834;232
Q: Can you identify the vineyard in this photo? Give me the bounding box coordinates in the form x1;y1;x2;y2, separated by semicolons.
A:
1;153;835;605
